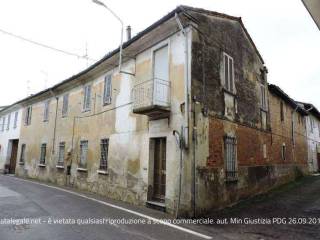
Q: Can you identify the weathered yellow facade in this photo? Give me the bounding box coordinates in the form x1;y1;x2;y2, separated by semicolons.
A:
15;12;194;216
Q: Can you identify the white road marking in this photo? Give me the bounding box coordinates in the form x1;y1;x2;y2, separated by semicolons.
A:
10;176;212;240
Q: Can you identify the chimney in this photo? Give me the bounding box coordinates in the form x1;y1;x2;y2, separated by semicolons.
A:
126;25;131;41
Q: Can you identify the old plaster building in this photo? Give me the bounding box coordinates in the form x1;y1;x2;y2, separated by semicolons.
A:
8;6;310;216
0;105;23;173
297;102;320;172
268;85;308;174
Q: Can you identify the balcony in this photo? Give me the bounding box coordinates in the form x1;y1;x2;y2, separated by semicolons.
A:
132;78;171;119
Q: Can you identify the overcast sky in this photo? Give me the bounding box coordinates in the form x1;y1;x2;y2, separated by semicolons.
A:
0;0;319;108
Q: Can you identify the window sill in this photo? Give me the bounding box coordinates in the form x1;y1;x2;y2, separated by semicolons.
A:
38;164;46;168
77;167;88;172
19;162;25;165
56;165;64;169
97;170;108;175
223;88;237;97
82;109;91;113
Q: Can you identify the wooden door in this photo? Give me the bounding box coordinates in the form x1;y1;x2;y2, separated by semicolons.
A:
153;138;166;202
9;140;19;174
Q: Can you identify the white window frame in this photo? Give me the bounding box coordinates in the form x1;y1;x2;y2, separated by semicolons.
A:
222;52;235;94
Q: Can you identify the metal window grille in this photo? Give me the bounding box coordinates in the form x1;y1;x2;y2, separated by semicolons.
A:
224;136;237;181
103;75;112;105
83;86;91;111
40;143;47;164
79;140;88;168
57;142;65;166
20;144;26;163
100;139;109;170
223;53;235;93
6;113;11;130
43;100;50;121
62;94;69;117
13;111;18;128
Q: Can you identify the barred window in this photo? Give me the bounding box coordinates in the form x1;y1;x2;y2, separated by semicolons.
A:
57;142;65;166
103;75;112;105
62;94;69;117
20;144;26;164
224;136;237;181
100;139;109;170
40;143;47;165
79;140;88;168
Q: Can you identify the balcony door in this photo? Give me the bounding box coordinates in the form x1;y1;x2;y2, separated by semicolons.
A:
153;45;169;106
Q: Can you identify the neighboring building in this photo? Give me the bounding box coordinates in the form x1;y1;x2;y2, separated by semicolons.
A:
9;6;310;217
302;0;320;30
0;105;23;173
297;102;320;172
268;85;308;175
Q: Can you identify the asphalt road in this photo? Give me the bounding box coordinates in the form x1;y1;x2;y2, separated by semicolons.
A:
1;175;320;240
0;175;213;240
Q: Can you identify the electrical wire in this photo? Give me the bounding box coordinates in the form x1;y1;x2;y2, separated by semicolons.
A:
0;27;97;62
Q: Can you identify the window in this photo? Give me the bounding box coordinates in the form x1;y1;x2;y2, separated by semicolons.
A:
223;53;235;93
62;94;69;117
6;113;10;130
13;111;18;129
20;144;26;164
1;117;5;131
57;142;65;166
83;85;92;111
43;100;50;122
24;106;32;125
260;84;267;109
280;102;284;122
281;143;286;160
79;140;88;168
103;75;112;105
100;138;109;170
263;144;267;159
40;143;47;165
224;136;237;181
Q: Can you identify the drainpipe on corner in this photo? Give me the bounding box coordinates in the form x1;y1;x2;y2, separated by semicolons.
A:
175;12;194;217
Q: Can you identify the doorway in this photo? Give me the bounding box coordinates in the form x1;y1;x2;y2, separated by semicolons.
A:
152;137;166;202
9;139;19;174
